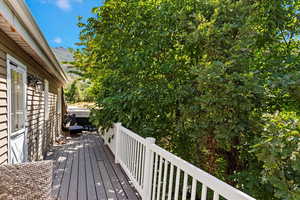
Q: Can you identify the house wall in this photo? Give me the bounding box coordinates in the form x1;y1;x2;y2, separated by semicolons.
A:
0;29;64;164
0;45;8;165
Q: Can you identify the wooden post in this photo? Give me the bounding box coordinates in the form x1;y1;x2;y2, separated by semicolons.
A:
143;137;156;200
114;122;122;164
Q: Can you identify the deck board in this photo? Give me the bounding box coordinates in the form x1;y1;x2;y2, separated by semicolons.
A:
100;141;139;200
87;134;127;199
68;142;79;200
59;144;73;200
84;136;98;200
52;144;68;199
46;133;139;200
89;142;107;200
78;138;87;200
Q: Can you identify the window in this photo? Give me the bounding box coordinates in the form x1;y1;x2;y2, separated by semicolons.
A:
7;55;27;164
10;67;26;133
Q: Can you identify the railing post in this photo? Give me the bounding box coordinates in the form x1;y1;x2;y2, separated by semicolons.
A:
114;122;122;164
103;128;108;145
143;137;156;200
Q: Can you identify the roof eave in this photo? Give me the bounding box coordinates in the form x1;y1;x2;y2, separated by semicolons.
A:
3;0;68;84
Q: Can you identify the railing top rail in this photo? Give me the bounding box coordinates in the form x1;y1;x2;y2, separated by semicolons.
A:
119;125;146;145
150;143;255;200
112;124;256;200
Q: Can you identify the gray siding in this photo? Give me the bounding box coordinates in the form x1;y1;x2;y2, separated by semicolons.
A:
0;48;8;165
0;29;64;164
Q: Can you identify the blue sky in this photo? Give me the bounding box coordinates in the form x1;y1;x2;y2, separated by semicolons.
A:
26;0;103;48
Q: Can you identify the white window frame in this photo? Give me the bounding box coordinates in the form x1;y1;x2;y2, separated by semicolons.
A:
7;54;27;163
57;87;62;114
44;80;49;121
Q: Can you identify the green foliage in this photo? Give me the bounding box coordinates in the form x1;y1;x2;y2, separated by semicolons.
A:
72;0;300;198
252;112;300;200
64;79;94;103
64;80;78;103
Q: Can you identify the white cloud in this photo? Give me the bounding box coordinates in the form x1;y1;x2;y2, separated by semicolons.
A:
53;37;62;44
56;0;71;11
38;0;83;11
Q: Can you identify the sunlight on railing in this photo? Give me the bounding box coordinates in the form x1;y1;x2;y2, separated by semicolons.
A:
102;123;256;200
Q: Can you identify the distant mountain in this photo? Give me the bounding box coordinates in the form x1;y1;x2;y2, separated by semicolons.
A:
52;47;73;62
52;47;75;76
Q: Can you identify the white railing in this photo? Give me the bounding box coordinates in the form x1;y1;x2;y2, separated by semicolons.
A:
102;123;256;200
102;126;116;154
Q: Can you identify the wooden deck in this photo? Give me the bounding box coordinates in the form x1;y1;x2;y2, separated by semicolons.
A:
46;134;140;200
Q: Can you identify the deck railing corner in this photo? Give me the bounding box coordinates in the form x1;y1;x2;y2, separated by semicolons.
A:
142;137;156;200
114;122;122;164
102;122;256;200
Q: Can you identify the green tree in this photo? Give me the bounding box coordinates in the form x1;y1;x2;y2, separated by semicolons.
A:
64;80;79;103
72;0;300;199
253;112;300;199
64;79;95;103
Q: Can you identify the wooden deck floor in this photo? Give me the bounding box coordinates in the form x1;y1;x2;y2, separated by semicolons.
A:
46;134;139;200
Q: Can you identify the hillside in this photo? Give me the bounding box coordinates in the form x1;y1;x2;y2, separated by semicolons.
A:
52;47;74;75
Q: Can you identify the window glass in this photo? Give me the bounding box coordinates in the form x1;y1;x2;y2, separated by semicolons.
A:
11;69;25;132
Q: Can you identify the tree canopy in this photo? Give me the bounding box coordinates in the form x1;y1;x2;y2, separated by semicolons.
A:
71;0;300;199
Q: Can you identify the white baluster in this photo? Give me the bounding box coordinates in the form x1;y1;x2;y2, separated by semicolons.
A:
137;142;141;185
133;140;139;178
167;164;174;200
125;134;129;168
141;145;145;186
213;192;220;200
152;154;158;200
162;160;168;200
142;137;156;200
191;178;197;200
129;136;133;172
201;185;207;200
182;172;188;200
174;167;181;200
114;122;121;163
156;156;163;200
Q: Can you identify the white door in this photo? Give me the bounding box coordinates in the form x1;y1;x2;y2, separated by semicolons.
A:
7;56;27;164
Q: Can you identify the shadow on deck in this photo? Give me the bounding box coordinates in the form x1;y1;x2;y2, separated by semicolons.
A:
46;133;140;200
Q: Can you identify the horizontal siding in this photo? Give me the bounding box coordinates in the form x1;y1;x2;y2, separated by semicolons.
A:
44;92;58;155
0;74;6;84
0;114;7;123
26;87;61;162
0;137;7;148
0;145;7;164
0;29;64;165
0;82;6;91
0;152;7;165
27;101;44;106
0;99;6;106
26;84;45;161
0;68;6;76
0;48;7;165
0;129;7;139
0;106;7;114
0;122;7;131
